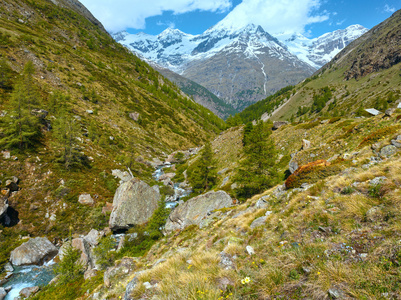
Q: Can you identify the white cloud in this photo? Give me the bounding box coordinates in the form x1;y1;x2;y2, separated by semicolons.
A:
216;0;329;34
80;0;232;33
384;4;396;13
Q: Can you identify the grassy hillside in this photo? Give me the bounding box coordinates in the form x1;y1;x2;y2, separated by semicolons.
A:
0;0;225;268
72;110;401;300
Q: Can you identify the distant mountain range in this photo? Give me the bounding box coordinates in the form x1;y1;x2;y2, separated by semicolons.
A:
114;23;368;112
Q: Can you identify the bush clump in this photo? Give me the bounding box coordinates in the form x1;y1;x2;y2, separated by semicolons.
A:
358;125;400;148
285;160;342;189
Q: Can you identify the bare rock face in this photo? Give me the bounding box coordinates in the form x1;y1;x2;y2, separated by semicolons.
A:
165;191;232;232
10;237;58;266
109;179;160;231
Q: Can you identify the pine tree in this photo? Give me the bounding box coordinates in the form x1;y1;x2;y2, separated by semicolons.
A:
235;121;278;201
187;141;217;194
0;58;13;90
0;61;42;150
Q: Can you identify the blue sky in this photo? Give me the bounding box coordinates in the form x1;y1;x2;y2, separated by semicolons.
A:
80;0;401;38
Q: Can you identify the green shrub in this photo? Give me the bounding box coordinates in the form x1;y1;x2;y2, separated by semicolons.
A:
54;242;84;284
93;236;115;269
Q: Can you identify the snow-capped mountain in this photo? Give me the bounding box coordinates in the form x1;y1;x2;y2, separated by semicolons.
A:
113;24;367;110
115;24;314;110
276;25;369;69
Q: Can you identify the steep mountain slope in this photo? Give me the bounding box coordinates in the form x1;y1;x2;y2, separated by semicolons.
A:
276;25;369;69
152;65;237;119
232;10;401;124
116;24;315;110
0;0;225;268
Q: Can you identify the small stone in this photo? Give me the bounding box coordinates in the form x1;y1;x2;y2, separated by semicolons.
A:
78;194;94;206
256;198;268;209
219;251;235;270
143;282;153;289
385;108;395;117
380;145;397;158
250;216;267;229
328;288;344;299
302;267;311;274
0;287;6;300
246;245;255;256
370;176;387;186
19;286;39;298
129;112;140;121
360;253;368;259
86;110;94;114
366;206;383;222
391;140;401;148
2;151;10;159
84;268;98;280
302;139;311;150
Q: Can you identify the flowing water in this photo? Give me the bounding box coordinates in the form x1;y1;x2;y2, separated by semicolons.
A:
152;164;191;208
3;260;56;300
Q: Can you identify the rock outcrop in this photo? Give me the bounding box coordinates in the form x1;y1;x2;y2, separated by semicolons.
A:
10;237;58;266
165;191;232;232
109;179;160;231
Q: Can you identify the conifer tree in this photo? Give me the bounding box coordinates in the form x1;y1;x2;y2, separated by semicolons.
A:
0;58;13;90
187;141;217;194
235;121;278;201
0;61;42;150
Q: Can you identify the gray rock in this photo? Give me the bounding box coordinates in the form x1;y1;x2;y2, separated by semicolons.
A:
129;112;140;121
246;245;255;255
396;135;401;141
78;194;94;206
289;157;299;174
272;184;286;198
10;237;58;266
272;121;289;130
124;275;139;300
391;140;401;148
0;288;6;300
104;258;136;288
219;251;235;270
109;179;160;231
256;198;268;209
380;145;397;158
2;151;10;159
217;168;229;175
328;287;345;299
164;191;232;232
84;268;98;280
370;176;387;186
250;216;267;229
4;262;13;272
385;108;395;117
19;286;39;298
112;169;133;182
84;229;105;247
220;176;230;187
302;139;311;150
143;282;153;289
86;110;94;114
366;206;383;222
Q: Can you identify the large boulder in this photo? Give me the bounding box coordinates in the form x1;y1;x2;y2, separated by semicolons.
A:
109;179;160;231
10;237;58;266
165;191;232;232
